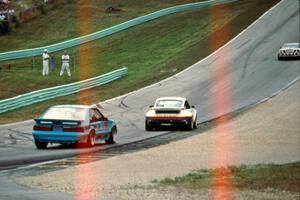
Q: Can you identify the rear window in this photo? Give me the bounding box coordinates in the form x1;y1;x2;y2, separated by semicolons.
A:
155;100;183;108
42;107;86;121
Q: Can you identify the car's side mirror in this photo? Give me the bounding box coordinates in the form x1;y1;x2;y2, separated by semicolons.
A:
149;105;154;108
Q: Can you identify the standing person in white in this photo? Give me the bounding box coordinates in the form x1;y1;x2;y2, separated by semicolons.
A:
42;49;50;76
60;50;71;77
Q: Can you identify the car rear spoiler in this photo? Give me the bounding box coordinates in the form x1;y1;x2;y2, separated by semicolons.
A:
34;119;82;126
153;107;182;114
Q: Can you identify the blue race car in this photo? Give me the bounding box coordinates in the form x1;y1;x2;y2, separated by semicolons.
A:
32;105;117;149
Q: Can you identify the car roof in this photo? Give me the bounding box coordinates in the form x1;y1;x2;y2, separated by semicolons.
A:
155;97;187;102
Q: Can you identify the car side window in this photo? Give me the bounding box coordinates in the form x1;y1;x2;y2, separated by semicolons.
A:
94;108;105;120
89;110;95;122
184;101;190;109
90;109;104;122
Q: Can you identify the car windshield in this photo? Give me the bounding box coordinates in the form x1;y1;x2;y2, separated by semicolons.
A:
155;100;183;108
283;43;299;48
42;107;86;121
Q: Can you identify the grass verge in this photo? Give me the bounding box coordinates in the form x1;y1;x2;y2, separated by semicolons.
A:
156;162;300;193
0;0;279;124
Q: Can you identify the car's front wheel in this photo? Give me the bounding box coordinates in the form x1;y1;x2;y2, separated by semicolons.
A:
35;140;48;149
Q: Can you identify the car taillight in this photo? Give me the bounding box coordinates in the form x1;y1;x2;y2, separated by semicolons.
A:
64;127;85;132
33;125;51;131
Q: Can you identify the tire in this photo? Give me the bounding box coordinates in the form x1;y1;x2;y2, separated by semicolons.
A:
278;56;282;60
145;119;152;131
193;115;198;129
185;119;193;131
193;120;197;129
105;127;116;144
35;140;48;149
86;132;96;147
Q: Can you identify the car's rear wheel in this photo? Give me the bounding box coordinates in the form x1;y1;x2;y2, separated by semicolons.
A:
105;127;116;144
186;119;193;131
193;118;197;129
145;119;152;131
35;140;48;149
86;132;96;147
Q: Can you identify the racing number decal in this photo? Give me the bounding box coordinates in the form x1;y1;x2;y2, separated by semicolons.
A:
104;121;108;130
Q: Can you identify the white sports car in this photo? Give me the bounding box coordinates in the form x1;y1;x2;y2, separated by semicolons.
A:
278;43;300;60
145;97;197;131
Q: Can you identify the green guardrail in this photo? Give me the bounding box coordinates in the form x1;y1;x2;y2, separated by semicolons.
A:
0;67;128;114
0;0;238;61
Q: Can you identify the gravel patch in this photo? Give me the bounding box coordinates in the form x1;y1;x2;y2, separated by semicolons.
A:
14;81;300;199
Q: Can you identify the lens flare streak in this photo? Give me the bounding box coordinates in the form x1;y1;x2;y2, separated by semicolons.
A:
209;4;234;200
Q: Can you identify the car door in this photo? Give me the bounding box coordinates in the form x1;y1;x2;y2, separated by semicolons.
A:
90;108;103;138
